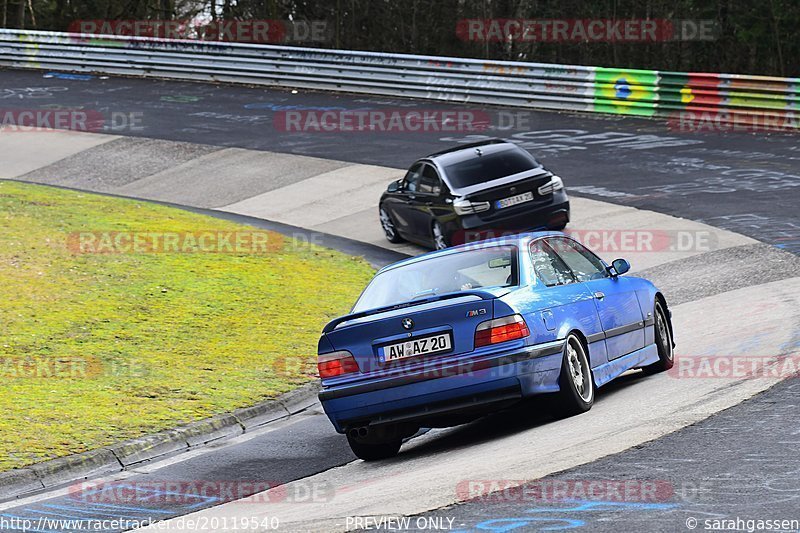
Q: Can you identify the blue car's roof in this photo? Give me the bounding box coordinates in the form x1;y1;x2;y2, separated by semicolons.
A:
377;231;565;274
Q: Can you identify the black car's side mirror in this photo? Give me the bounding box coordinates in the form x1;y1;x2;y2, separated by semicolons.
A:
387;180;401;193
609;258;631;276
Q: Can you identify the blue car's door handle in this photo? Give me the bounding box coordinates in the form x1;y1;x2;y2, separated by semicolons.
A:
594;291;605;300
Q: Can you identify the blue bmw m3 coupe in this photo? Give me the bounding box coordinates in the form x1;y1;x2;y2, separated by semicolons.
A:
317;232;675;460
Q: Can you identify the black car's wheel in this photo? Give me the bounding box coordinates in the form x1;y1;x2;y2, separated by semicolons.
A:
432;221;449;250
550;221;568;231
379;206;404;243
347;434;402;461
642;300;674;374
553;333;594;418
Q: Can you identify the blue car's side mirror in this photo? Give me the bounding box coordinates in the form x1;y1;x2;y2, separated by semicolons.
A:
610;258;631;276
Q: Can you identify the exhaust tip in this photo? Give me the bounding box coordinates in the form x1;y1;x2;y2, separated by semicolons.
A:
348;426;369;439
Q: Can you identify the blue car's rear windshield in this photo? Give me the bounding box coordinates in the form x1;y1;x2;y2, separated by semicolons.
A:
353;245;518;313
444;149;540;189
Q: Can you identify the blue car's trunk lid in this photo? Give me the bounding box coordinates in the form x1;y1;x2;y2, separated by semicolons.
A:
322;289;509;378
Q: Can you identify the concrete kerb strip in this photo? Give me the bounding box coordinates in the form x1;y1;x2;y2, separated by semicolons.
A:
0;469;44;499
0;381;321;502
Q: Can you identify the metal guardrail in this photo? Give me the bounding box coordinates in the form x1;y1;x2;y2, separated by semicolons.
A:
1;29;798;129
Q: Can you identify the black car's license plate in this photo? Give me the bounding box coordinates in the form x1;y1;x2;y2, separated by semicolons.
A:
495;191;534;209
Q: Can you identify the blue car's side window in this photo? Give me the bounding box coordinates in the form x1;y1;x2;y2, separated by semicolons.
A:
530;240;575;287
548;237;610;282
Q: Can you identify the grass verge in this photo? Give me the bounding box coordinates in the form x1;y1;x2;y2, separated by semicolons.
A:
0;180;374;471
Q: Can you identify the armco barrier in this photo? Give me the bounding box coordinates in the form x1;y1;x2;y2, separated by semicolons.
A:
0;29;797;129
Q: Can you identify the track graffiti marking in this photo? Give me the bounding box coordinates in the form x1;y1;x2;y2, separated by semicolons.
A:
441;129;703;154
0;86;68;99
458;500;678;532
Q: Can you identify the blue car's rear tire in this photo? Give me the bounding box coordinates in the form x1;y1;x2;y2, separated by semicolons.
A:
347;434;402;461
553;333;594;418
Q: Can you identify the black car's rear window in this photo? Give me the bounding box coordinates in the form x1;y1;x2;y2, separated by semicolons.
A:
444;149;541;189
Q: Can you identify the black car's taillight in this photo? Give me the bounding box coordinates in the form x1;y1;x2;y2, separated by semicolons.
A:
453;198;491;215
538;176;564;195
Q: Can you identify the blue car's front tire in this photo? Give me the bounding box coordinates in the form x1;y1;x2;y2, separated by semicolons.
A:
643;300;674;374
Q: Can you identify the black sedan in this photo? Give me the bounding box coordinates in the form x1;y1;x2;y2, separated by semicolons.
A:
379;139;570;249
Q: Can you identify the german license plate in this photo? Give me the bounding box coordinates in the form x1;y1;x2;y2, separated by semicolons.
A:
495;191;534;209
379;334;451;363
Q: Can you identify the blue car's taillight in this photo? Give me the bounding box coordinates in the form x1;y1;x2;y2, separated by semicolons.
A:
318;350;359;378
474;315;530;348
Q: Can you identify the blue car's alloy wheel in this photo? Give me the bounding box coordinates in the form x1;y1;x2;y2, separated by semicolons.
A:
567;339;593;403
553;334;594;417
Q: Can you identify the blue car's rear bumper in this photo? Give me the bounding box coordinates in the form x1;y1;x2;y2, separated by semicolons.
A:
319;340;565;433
